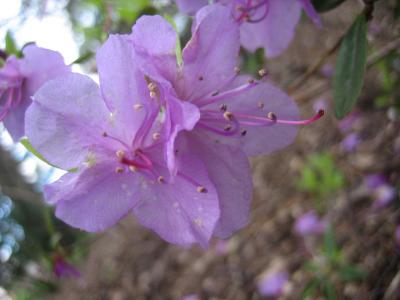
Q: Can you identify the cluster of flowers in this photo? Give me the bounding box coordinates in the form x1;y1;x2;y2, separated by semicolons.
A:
0;2;323;247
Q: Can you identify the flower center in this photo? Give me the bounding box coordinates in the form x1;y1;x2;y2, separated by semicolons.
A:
232;0;270;24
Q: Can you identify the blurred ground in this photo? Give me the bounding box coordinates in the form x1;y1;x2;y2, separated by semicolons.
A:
48;1;400;299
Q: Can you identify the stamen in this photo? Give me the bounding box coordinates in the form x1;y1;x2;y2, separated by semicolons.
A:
134;104;143;111
157;176;165;183
234;67;241;74
115;167;124;173
257;101;264;109
198;76;204;81
223;111;234;121
197;186;207;193
220;104;227;112
129;166;137;172
116;150;125;160
152;132;161;140
240;129;247;136
275;109;324;126
258;69;267;78
224;124;232;131
267;112;277;121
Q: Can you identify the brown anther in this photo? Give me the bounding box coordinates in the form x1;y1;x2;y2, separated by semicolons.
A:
149;91;157;98
234;67;241;74
152;132;161;140
198;76;204;81
248;78;255;84
129;166;137;173
116;150;125;159
224;125;232;131
223;111;234;121
115;167;124;173
102;132;108;137
240;129;247;136
211;90;220;96
257;101;264;109
258;69;267;77
267;112;277;121
134;104;143;111
197;186;207;193
147;82;157;91
157;176;165;184
220;104;227;112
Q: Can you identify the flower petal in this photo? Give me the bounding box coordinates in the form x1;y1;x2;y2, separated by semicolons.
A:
175;0;208;15
20;45;71;97
299;0;322;27
25;73;114;170
133;154;220;247
46;163;140;232
96;34;149;142
130;15;178;84
180;4;240;100
240;0;302;57
180;132;252;238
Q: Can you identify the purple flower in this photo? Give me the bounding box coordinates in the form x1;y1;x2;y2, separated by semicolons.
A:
0;45;70;141
182;295;200;300
364;174;397;209
294;211;326;236
174;0;321;58
130;7;322;238
52;254;80;278
257;271;289;298
341;132;360;152
25;37;219;247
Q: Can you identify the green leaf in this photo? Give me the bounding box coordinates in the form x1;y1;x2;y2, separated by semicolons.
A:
339;265;365;281
71;51;94;64
334;14;367;119
21;138;78;172
20;138;53;166
311;0;347;12
323;225;340;261
5;31;20;57
322;280;337;300
298;279;320;300
164;14;182;66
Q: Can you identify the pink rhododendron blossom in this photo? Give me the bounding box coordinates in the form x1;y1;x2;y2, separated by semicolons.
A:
174;0;321;57
257;271;289;297
130;5;322;238
52;254;80;278
0;45;70;141
294;211;326;236
25;39;219;247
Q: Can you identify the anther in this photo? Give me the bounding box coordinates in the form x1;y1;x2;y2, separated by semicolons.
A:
240;129;247;136
129;166;137;172
116;150;125;159
224;124;232;131
150;91;157;98
223;111;234;121
115;167;124;173
198;76;204;81
157;176;165;184
257;101;264;109
248;78;255;84
134;104;143;111
197;186;207;193
102;132;108;137
211;90;220;96
258;69;267;78
234;67;241;74
147;82;157;92
267;112;277;121
220;104;227;112
152;132;161;140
